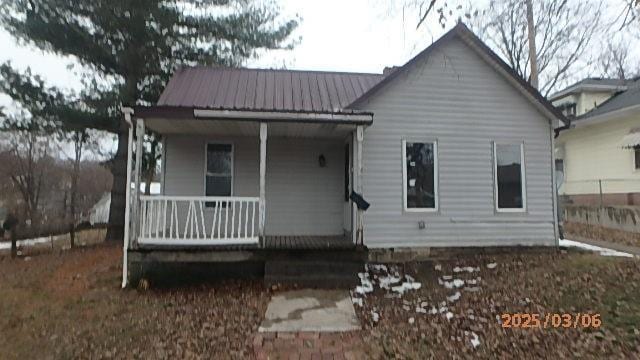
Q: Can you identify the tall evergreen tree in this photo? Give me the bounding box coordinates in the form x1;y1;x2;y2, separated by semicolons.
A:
0;0;298;241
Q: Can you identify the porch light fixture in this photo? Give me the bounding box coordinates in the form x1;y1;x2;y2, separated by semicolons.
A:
318;154;327;167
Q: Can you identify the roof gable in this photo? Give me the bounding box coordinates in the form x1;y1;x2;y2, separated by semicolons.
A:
348;23;568;126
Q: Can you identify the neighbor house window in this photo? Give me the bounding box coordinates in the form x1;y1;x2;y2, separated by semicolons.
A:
494;143;526;211
402;140;438;211
206;143;233;200
634;146;640;170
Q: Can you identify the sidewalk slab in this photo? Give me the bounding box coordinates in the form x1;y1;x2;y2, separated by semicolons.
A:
259;289;360;332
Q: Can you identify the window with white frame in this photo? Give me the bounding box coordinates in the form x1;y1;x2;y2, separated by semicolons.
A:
206;143;233;199
403;140;438;211
494;142;526;211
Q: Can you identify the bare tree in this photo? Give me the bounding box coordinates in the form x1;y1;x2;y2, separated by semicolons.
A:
525;0;538;89
595;39;639;80
0;125;57;229
471;0;603;96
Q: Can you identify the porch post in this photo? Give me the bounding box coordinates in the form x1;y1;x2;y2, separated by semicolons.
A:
121;109;134;288
259;122;268;243
131;118;145;247
355;125;364;245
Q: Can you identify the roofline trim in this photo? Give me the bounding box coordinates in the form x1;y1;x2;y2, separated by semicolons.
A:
192;109;373;124
347;22;569;127
572;104;640;128
549;84;628;101
131;106;374;125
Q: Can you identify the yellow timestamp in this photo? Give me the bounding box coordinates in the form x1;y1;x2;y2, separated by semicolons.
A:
501;313;602;329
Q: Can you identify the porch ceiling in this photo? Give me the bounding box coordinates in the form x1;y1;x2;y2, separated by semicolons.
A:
145;118;357;139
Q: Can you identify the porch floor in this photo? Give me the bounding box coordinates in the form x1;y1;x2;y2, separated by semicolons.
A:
263;235;354;250
135;235;355;251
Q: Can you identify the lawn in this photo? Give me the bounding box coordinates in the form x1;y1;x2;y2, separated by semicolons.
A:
0;244;638;359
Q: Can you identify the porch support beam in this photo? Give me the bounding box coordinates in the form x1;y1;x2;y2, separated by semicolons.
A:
121;108;134;288
259;122;268;242
131;118;145;249
354;125;364;245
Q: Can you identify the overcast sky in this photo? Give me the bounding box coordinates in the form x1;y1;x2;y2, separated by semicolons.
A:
0;0;637;110
0;0;446;103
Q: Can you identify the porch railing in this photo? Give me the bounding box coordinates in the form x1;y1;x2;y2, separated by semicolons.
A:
137;195;260;246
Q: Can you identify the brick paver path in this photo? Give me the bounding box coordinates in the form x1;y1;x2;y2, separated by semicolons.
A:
253;331;366;360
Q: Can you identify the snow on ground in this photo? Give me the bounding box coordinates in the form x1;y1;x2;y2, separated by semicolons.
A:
559;239;635;258
0;235;60;250
352;261;497;350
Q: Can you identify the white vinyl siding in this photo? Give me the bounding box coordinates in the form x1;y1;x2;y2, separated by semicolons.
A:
357;37;555;248
163;135;345;236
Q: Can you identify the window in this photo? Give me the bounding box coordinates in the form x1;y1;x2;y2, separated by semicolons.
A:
557;102;577;118
205;143;233;200
403;140;438;211
635;146;640;170
494;143;526;211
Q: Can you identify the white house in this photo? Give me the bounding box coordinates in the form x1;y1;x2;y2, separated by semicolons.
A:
120;24;567;286
552;78;640;205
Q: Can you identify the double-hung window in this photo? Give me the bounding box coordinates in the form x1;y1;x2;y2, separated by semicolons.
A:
205;143;233;202
403;140;438;211
493;142;526;211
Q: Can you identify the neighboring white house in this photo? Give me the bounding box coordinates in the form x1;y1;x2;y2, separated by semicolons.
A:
120;23;567;286
552;78;640;205
87;183;161;225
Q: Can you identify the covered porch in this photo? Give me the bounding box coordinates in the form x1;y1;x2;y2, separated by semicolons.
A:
122;106;370;251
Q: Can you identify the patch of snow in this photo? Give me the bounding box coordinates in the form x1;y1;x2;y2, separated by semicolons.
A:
0;235;57;250
442;275;453;280
434;264;442;271
486;262;497;269
371;310;380;322
560;239;635;258
391;275;422;294
470;332;481;348
447;291;461;303
408;317;415;324
453;266;479;273
416;307;427;314
378;275;402;289
440;278;465;289
351;297;363;307
430;307;438;315
445;312;454;320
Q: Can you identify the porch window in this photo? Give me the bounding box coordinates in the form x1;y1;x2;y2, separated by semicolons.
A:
634;146;640;170
206;143;233;200
402;140;438;211
494;142;526;211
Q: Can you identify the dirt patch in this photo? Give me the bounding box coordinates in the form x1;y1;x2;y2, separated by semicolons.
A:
565;221;640;248
45;244;121;298
2;245;639;359
0;244;271;359
352;252;640;358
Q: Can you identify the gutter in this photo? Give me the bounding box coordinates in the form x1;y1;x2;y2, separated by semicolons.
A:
121;107;135;289
193;109;373;125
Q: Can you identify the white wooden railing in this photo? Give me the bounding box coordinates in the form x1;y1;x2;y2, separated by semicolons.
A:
137;195;261;246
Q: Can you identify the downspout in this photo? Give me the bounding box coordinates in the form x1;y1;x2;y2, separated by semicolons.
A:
550;119;560;247
121;107;135;288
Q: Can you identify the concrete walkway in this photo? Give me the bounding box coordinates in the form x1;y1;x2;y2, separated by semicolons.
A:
256;289;363;359
568;236;640;256
259;289;360;333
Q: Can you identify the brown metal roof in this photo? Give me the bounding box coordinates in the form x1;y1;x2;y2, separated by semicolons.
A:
157;67;384;114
